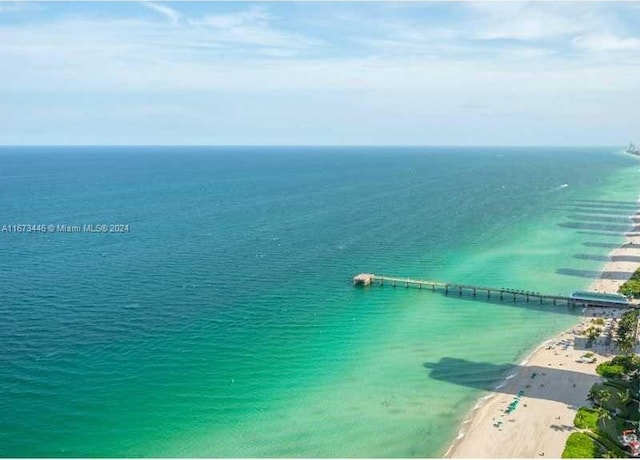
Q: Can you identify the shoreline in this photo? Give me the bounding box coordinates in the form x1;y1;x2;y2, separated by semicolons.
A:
445;206;640;458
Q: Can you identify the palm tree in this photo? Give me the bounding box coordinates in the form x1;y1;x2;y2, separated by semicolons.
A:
617;310;639;355
619;335;636;356
595;406;612;431
630;369;640;399
589;388;612;407
619;389;632;406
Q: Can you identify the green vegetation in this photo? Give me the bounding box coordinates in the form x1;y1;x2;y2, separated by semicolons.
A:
564;310;640;457
619;268;640;298
585;431;630;458
616;310;640;355
618;388;632;407
596;362;626;379
597;355;640;378
589;383;637;420
562;432;601;458
585;326;602;342
575;408;600;430
593;318;606;326
565;350;640;458
588;385;614;408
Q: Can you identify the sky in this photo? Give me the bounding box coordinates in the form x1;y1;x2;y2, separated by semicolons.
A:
1;1;640;146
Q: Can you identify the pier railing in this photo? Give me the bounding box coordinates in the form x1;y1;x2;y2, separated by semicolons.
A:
353;273;633;309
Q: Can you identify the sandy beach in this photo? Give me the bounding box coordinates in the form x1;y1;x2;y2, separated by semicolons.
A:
446;228;640;458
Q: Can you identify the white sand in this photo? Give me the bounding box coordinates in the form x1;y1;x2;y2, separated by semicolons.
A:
446;230;640;458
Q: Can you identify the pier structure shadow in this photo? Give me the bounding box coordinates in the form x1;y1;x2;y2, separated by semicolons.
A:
367;279;584;318
432;288;582;318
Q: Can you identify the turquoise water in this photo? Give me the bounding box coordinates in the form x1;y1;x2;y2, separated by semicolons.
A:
0;146;638;457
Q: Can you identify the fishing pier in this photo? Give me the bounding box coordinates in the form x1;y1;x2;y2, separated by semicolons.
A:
352;273;633;309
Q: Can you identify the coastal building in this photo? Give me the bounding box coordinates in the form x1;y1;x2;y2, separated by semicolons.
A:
353;273;375;286
569;291;631;308
626;142;640;156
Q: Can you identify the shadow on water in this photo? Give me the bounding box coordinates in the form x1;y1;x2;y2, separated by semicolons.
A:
556;268;631;280
567;214;631;224
559;222;632;233
576;230;628;237
574;254;640;263
568;201;638;211
583;242;626;249
558;207;637;217
372;285;581;317
571;199;639;208
423;356;612;405
573;254;609;262
611;255;640;263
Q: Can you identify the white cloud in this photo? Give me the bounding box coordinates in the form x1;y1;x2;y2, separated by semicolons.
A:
468;3;591;41
138;1;315;53
140;1;182;26
199;6;268;30
0;2;637;98
0;3;20;13
1;3;639;144
0;2;40;14
463;3;640;56
348;2;640;72
573;33;640;52
0;3;320;84
193;6;320;50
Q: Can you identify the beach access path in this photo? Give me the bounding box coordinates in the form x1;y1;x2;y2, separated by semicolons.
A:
446;231;640;458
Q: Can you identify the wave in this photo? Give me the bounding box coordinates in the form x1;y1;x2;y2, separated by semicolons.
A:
473;394;494;410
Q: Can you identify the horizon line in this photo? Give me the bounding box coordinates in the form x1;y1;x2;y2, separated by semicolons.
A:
0;144;626;148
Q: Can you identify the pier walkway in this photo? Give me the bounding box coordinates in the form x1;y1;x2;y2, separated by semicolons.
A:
353;273;633;308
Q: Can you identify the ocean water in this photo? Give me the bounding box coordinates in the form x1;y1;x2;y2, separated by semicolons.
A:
0;146;638;457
